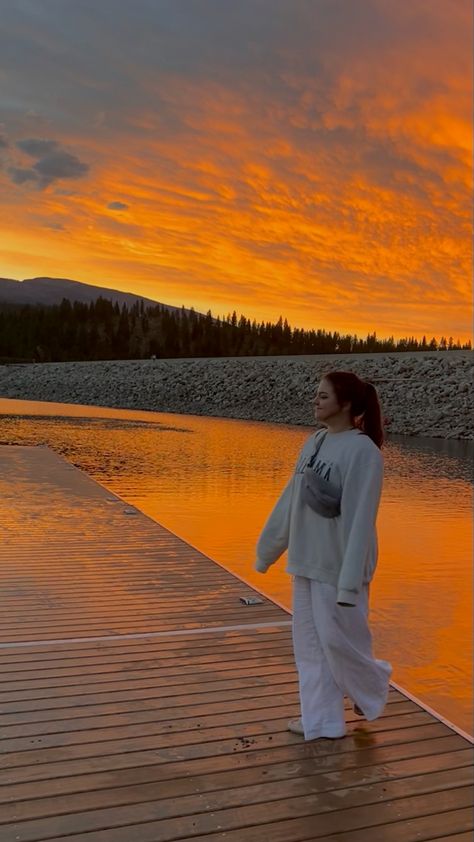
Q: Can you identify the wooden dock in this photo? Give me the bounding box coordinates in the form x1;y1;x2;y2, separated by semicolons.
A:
0;445;472;842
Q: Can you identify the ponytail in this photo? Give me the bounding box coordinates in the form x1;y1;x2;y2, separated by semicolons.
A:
360;382;384;449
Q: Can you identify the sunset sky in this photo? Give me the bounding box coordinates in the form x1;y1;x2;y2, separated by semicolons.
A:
0;0;472;340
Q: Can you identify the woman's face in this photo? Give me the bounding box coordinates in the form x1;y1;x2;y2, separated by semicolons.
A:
314;378;348;424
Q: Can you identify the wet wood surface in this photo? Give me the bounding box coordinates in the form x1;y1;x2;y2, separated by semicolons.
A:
1;445;472;841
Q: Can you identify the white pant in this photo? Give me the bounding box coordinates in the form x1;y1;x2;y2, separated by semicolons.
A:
292;576;392;740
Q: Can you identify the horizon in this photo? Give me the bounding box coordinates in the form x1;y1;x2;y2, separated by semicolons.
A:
1;1;472;342
3;274;471;347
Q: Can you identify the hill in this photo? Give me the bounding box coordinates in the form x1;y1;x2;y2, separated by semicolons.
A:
0;276;195;315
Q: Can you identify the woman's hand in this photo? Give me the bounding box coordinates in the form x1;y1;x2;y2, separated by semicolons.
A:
255;558;268;573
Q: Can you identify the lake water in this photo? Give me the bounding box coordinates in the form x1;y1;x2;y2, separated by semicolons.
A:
1;397;472;737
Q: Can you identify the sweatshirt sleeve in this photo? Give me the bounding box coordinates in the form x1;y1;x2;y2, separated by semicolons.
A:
255;476;294;573
337;444;383;606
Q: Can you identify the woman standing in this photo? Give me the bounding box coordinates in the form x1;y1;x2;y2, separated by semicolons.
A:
255;371;392;740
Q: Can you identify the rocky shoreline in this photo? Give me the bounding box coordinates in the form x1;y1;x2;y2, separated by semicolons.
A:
0;351;472;439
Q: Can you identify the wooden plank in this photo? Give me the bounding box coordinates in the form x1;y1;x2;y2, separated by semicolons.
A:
424;834;474;842
0;638;295;674
0;615;289;642
1;664;294;713
3;786;471;842
0;709;439;771
0;697;412;745
186;809;474;842
0;652;297;694
0;734;467;806
1;748;471;826
0;690;300;739
0;723;456;786
0;628;294;663
0;680;299;726
0;700;423;754
0;602;284;630
0;649;294;684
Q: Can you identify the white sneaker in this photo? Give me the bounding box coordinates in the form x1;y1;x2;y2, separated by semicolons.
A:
287;717;304;735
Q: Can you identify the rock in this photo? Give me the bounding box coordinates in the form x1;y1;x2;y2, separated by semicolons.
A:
0;351;472;439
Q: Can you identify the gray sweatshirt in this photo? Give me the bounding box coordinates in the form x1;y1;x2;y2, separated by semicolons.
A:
255;428;384;606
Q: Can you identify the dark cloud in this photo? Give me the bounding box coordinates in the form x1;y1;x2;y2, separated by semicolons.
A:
16;138;59;157
107;201;129;210
0;133;8;148
9;166;37;185
44;221;66;231
9;140;90;188
34;150;89;183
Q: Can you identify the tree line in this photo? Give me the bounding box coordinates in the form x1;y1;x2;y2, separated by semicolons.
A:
0;297;470;363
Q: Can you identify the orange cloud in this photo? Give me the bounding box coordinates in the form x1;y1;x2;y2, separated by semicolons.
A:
0;0;471;340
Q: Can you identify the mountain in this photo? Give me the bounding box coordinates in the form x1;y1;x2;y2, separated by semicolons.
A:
0;276;194;315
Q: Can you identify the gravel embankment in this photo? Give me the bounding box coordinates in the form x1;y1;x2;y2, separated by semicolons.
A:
0;352;472;439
